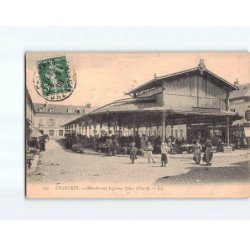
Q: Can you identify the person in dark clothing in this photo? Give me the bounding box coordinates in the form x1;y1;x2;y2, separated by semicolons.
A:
203;139;213;165
39;136;46;151
106;136;113;157
112;136;119;156
130;142;137;164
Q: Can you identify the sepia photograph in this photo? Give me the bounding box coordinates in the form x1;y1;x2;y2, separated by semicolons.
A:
1;3;250;250
25;52;250;198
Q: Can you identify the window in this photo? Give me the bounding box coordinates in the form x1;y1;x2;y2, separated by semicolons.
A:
230;109;236;113
48;119;54;126
174;130;178;138
39;107;44;112
59;130;63;136
180;129;184;138
76;109;80;114
67;109;72;113
48;108;54;112
245;110;250;120
49;130;54;136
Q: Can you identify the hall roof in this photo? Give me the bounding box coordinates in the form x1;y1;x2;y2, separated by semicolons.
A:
62;96;241;127
90;97;165;114
229;83;250;100
125;66;238;96
33;103;95;114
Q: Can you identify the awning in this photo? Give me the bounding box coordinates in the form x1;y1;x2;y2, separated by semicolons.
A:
26;119;42;137
62;97;242;127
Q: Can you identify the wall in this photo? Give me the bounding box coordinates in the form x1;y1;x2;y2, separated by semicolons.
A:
162;75;227;111
34;113;82;138
230;98;250;125
26;99;35;124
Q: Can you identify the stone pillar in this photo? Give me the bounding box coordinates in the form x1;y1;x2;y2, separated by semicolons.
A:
89;125;92;136
133;114;136;137
93;124;97;150
162;112;166;142
108;120;111;135
149;125;152;137
171;124;174;138
226;116;230;146
85;125;88;137
77;124;80;134
136;125;140;136
186;120;190;142
119;125;122;136
226;91;230;147
100;124;103;136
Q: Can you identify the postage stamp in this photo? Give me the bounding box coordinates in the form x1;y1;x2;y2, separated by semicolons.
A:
33;56;76;101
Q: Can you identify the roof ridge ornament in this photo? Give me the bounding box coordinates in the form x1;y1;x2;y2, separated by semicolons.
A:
234;78;239;87
198;59;206;74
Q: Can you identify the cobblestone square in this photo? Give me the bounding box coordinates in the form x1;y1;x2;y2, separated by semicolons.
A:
26;140;250;198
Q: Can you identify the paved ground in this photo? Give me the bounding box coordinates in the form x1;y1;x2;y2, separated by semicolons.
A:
26;139;250;187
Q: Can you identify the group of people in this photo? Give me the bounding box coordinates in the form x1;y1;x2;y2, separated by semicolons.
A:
65;132;215;167
193;139;213;165
105;136;119;156
130;138;214;167
27;135;47;152
129;140;171;167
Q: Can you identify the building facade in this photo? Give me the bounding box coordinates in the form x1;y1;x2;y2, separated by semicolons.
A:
25;87;36;143
131;64;228;140
26;87;35;126
229;82;250;142
33;103;91;138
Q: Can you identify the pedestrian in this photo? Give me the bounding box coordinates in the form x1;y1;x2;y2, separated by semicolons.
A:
105;135;113;157
130;142;137;164
203;139;213;165
146;141;155;164
160;141;170;167
112;136;119;156
193;139;202;164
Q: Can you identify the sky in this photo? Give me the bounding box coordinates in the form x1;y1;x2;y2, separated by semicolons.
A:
26;52;250;107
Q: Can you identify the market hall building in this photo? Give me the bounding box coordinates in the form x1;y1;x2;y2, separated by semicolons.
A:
63;60;241;148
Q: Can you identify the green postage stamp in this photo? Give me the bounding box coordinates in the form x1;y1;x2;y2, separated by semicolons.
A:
34;56;76;101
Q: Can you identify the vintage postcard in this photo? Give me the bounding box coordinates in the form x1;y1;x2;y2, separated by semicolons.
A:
25;52;250;198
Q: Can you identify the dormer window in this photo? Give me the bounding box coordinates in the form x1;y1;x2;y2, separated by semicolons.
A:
39;107;44;112
48;108;54;112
